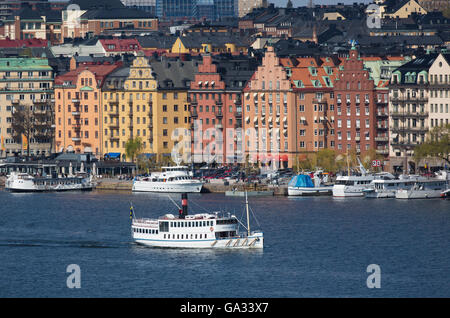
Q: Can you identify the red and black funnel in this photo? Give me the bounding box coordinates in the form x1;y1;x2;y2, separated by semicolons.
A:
180;193;188;219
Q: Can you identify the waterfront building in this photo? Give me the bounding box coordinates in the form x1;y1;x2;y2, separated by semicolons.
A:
388;53;438;173
362;55;412;165
428;52;450;130
0;57;54;157
242;46;293;168
101;54;155;160
189;54;257;164
280;55;340;155
333;47;378;159
149;56;196;162
54;58;122;155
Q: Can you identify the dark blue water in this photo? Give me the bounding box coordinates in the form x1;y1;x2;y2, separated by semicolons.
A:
0;190;449;297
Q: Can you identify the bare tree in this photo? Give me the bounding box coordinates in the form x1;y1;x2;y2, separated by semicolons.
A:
10;105;34;158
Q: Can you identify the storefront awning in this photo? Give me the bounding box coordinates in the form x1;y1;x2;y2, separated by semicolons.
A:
105;152;121;159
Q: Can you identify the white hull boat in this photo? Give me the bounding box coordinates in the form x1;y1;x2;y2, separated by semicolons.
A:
131;193;263;249
288;172;332;196
132;165;203;193
5;172;93;192
395;171;449;199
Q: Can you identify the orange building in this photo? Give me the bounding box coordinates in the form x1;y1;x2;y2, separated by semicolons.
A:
54;58;122;155
242;46;293;168
280;55;341;154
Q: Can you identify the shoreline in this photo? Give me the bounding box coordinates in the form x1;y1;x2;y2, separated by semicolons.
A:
1;176;288;195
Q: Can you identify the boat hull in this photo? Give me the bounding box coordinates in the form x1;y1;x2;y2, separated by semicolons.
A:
332;185;367;197
288;186;332;196
396;189;445;199
364;190;396;198
132;181;203;193
133;233;264;249
5;178;93;192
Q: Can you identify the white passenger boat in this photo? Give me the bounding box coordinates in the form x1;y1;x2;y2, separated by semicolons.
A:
132;165;203;193
363;175;424;198
5;171;93;192
332;157;396;197
288;172;333;196
131;193;263;249
395;170;449;199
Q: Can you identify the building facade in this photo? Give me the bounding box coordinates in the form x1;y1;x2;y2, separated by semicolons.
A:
0;57;54;157
54;59;122;155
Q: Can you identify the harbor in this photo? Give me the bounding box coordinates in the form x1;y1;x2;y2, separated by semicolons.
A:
1;190;449;297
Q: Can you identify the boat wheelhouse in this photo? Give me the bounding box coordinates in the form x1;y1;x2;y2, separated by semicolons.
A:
131;193;263;249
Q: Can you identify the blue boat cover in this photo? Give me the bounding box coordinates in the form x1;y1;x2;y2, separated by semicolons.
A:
288;174;314;188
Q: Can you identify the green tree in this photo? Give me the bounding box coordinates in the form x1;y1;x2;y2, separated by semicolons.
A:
125;137;143;162
414;124;450;165
316;149;337;172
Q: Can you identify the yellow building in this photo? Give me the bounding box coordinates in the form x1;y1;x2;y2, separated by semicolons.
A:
383;0;427;18
102;54;156;160
171;35;248;55
101;54;196;163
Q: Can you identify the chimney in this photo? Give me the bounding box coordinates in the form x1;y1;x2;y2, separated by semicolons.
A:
70;56;77;71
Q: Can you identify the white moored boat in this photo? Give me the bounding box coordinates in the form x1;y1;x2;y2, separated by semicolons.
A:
131;193;264;249
5;171;93;192
132;165;203;193
288;172;333;196
363;174;422;198
395;171;449;199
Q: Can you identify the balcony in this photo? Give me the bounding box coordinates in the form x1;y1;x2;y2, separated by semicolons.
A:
375;136;389;142
215;124;223;130
355;136;360;142
215;111;223;118
148;122;153;129
390;111;428;118
377;111;389;117
72;137;81;142
109;98;119;105
376;149;389;155
71;98;80;104
109;123;120;129
313;98;327;104
191;110;198;118
71;109;81;116
234;110;242;118
391;126;428;133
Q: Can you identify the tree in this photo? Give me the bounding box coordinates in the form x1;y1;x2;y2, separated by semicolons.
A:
11;105;34;158
316;149;336;172
125;137;143;162
414;124;450;165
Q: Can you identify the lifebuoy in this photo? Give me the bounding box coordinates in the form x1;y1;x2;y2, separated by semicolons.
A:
210;227;214;232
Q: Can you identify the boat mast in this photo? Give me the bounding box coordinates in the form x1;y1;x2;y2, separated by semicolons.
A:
245;191;250;236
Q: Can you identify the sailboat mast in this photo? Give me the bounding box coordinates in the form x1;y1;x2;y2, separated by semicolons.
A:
245;191;250;236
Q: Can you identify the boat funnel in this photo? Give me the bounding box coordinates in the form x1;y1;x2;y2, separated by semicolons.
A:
180;193;188;219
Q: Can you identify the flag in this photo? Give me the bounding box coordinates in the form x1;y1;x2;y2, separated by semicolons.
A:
130;204;134;220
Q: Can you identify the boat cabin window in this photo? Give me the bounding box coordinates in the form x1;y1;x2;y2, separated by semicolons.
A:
216;219;238;225
159;221;169;232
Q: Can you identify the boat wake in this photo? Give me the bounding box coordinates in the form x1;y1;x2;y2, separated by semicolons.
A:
0;239;130;249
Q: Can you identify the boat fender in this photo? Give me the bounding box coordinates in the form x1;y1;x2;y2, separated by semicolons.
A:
210;227;214;232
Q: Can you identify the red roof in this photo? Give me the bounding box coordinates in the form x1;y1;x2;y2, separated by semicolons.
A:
99;39;142;52
55;62;122;86
0;38;48;48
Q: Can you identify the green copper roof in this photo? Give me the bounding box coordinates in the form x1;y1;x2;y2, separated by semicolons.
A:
0;58;52;72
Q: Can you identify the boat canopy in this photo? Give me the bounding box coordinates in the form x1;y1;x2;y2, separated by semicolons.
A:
288;174;314;188
105;152;121;159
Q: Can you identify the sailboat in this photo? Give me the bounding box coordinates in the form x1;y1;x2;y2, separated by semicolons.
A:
131;192;264;248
